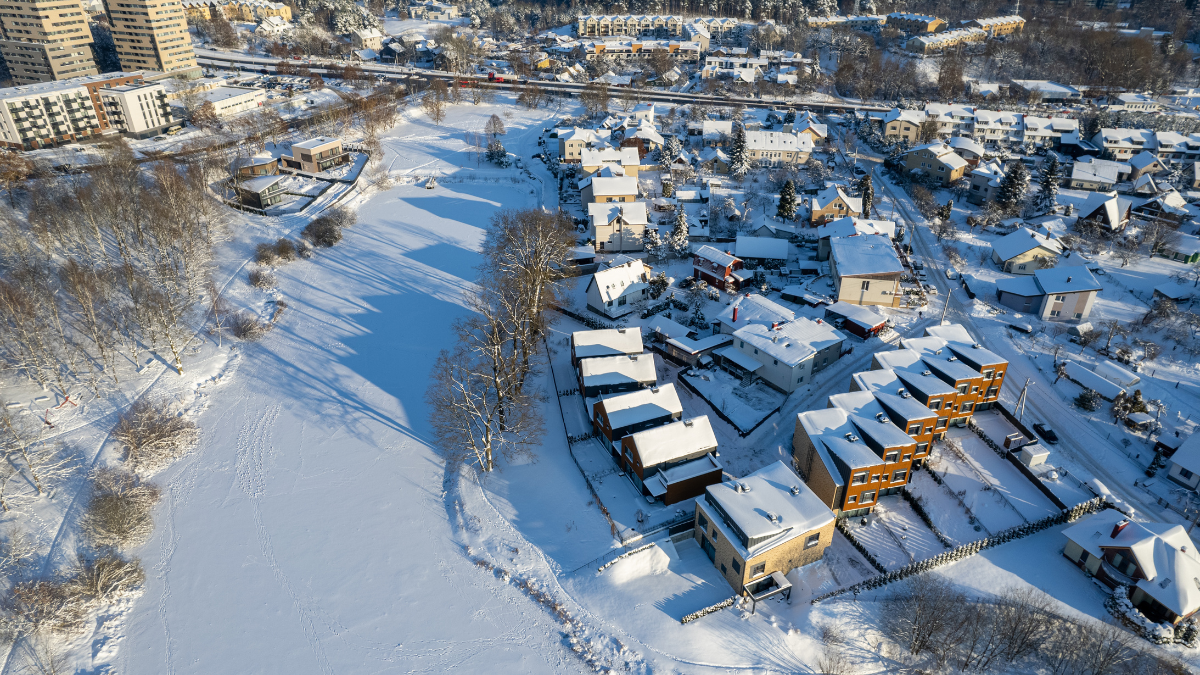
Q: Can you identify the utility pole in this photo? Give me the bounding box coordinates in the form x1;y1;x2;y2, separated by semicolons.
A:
940;289;952;324
1016;377;1032;422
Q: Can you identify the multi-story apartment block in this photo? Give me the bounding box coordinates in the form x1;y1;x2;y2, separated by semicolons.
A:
577;14;683;38
1092;128;1157;160
97;82;174;137
907;27;987;54
104;0;200;77
227;0;290;21
0;0;98;85
744;130;813;165
407;1;457;20
0;71;145;148
972;109;1023;145
1152;131;1200;165
887;12;946;34
700;55;768;80
806;14;886;30
578;38;701;63
967;15;1025;36
1022;116;1078;147
924;103;975;137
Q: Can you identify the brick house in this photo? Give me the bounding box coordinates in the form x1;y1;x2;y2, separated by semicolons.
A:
693;245;744;291
592;384;683;455
620;416;722;505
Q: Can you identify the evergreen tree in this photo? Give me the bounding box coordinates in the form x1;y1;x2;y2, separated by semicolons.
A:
1037;155;1062;214
485;139;508;165
857;174;874;218
688;302;707;329
776;179;797;220
669;207;690;257
648;271;669;299
663;134;682;160
729;123;749;179
662;179;674;198
995;160;1029;214
643;226;668;260
783;109;796;124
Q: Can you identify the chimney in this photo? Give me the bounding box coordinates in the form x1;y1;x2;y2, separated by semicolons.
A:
1066;276;1073;283
733;306;739;322
1111;519;1130;539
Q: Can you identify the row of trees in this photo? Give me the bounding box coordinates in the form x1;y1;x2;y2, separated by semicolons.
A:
426;209;575;472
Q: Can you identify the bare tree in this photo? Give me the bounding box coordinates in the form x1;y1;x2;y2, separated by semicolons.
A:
580;81;610;116
80;468;161;551
422;79;449;125
882;574;965;657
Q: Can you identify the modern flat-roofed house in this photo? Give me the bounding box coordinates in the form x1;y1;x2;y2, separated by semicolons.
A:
810;186;863;225
229;155;279;178
851;368;949;444
793;407;916;517
587;201;647;252
996;267;1102;322
592;383;683;454
1165;434;1200;489
578;354;656;397
823;301;886;339
903;334;1007;412
723;319;845;393
990;227;1063;274
585;258;650;318
834;386;938;463
829;235;903;308
694;461;835;597
570;328;643;367
233;175;286;210
581;175;638;203
1063;510;1200;626
1076;191;1132;232
283;137;348;173
904;142;969;186
814;217;896;260
621;416;721;504
693;245;745;291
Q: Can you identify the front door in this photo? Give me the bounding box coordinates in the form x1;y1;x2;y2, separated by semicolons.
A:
701;534;716;562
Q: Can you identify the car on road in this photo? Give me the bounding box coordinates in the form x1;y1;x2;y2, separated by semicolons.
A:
853;165;867;176
1033;423;1059;444
945;267;959;280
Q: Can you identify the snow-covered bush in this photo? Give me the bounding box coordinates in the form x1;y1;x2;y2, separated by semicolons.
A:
111;398;199;474
680;596;735;624
80;469;161;551
1106;584;1174;644
249;268;276;288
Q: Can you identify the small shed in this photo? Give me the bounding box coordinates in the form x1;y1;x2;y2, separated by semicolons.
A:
1094;360;1140;387
1153;282;1194;303
1125;412;1155;431
1064;361;1125;400
644;315;695;342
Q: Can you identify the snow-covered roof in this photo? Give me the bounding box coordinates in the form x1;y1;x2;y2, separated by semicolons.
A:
572;328;643;360
812;186;862;214
714;345;763;372
586;176;639;197
293;136;340;150
1129;150;1162;172
1034;267;1102;294
694;245;739;268
829;235;903;277
716;293;795;331
1155;282;1194;301
701;120;733;138
816;216;896;240
744;130;813;154
1011;80;1078;97
797;408;885;471
1063;361;1125;400
1063;509;1200;619
824;301;886;330
588;201;648;226
590;259;649;303
734;235;788;260
1096;127;1157;149
703;461;834;558
580;353;657;389
1077;191;1130;228
1070;159;1120;185
995;274;1043;297
581;146;639;166
908;142;969;170
991;227;1063;262
665;333;732;355
239;175;284;193
645;315;692;340
948;135;985;156
1093;360;1140;387
881;107;925;125
598;383;682;431
627;416;717;468
902;337;988;382
1172;435;1200;478
733;318;844;368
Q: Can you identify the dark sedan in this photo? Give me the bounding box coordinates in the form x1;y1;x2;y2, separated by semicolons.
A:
1033;423;1059;444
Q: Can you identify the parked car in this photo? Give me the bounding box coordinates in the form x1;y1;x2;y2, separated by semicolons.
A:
1033;423;1059;444
945;267;959;280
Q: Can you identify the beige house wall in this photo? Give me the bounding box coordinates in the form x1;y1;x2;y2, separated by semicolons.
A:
694;503;835;594
1039;290;1097;322
991;246;1058;274
833;274;902;307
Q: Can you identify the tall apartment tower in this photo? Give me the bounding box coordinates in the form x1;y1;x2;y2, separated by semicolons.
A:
103;0;199;76
0;0;100;85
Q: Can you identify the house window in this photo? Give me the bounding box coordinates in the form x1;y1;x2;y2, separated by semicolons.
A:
847;494;857;503
851;471;868;485
884;451;899;462
731;558;742;574
751;562;766;577
1054;295;1065;301
870;474;880;482
860;491;876;504
957;384;970;394
892;470;908;482
698;512;708;531
902;453;912;462
1017;264;1026;271
936;418;948;429
805;533;821;549
721;563;727;574
1180;467;1194;480
929;399;942;410
1074;312;1083;319
982;370;994;379
861;280;870;290
907;424;922;435
1050;310;1060;317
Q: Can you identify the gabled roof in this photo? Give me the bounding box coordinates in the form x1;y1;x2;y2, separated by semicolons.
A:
598;383;683;430
812;186;863;214
584;176;638;196
694;245;739;268
824;301;886;330
829;234;903;277
907;142;969;170
628;416;717;468
590;259;649;303
572;328;643;360
816;216;897;240
744;130;813;153
581;146;639;166
1129;150;1162;172
1077;191;1131;228
734;235;788;260
948;135;985;156
716;293;795;330
991;227;1063;261
588;201;648;226
579;353;656;389
881;107;925;125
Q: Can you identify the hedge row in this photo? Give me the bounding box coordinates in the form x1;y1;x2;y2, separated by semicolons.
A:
898;488;954;550
596;543;656;574
680;596;736;624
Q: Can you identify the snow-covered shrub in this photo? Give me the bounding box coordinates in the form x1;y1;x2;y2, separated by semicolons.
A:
303;215;343;247
232;312;272;341
68;553;145;604
79;469;160;551
680;596;735;624
248;268;276;289
2;578;87;635
273;238;297;262
1106;584;1174;644
111;398;199;474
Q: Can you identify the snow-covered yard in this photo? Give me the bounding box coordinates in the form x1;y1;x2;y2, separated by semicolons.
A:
680;368;786;434
842;495;949;571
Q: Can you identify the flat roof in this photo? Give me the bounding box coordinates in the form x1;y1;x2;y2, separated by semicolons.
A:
293;136;340;149
572;328;643;359
598;383;682;430
704;461;834;559
628;416;717;467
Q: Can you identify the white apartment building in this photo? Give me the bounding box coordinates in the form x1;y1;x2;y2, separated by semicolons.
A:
924;103;975;137
98;82;175;137
971;109;1023;145
744;130;813;165
0;79;100;149
1093;128;1157;160
577;14;684;37
190;85;266;117
408;1;459;19
1022;116;1078;147
700;55;768;80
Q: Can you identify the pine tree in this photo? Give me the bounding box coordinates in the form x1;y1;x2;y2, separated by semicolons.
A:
670;207;690;257
1037;155;1062;214
783;109;796;124
663;134;682;160
995;160;1029;214
662;179;674;198
857;174;874;218
776;179;797;220
644;226;667;260
729;123;749;179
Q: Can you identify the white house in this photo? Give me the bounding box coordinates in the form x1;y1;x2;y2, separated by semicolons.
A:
587;201;648;253
715;293;794;334
585;258;650;318
725;318;845;393
1167;434;1200;490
